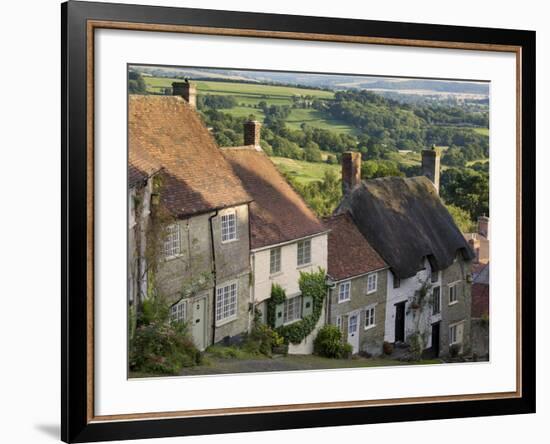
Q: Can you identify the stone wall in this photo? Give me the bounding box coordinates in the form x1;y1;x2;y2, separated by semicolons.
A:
328;269;388;356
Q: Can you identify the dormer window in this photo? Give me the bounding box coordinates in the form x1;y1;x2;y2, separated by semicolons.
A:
221;211;237;243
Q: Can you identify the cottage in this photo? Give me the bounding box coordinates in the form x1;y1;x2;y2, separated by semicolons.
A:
222;125;329;354
336;149;475;357
323;213;389;355
128;84;254;350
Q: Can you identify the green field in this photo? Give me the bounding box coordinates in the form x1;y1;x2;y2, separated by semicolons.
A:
473;127;490;136
144;77;354;133
270;157;340;185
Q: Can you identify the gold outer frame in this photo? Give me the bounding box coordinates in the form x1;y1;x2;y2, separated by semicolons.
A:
86;20;523;424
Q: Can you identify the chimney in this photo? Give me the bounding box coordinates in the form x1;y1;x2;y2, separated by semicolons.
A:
477;215;490;240
244;120;262;147
172;80;196;108
342;151;362;195
421;145;441;193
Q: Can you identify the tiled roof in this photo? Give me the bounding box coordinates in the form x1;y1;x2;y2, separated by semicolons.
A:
222;146;327;249
338;176;475;279
323;213;387;281
128;95;251;217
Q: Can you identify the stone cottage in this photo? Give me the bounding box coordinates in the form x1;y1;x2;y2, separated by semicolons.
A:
128;85;254;350
323;212;389;355
336;149;475;357
221;126;329;354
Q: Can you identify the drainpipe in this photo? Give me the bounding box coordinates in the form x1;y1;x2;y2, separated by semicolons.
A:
249;252;255;331
208;209;219;346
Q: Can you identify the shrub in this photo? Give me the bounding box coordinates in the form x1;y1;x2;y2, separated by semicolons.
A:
129;320;202;375
407;333;423;361
314;325;349;359
449;344;461;358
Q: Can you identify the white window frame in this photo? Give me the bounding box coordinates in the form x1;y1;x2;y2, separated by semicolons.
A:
283;294;302;325
297;239;312;267
366;272;378;294
221;211;237;243
163;223;181;258
449;321;464;345
215;281;238;324
270;247;281;275
170;299;187;323
338;281;351;303
448;282;460;305
364;304;376;330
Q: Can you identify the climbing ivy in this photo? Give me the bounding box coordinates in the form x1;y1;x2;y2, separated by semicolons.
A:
267;269;327;345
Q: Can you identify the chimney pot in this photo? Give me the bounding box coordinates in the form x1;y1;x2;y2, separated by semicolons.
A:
342;151;362;195
244;120;262;147
421;146;441;194
172;81;196;108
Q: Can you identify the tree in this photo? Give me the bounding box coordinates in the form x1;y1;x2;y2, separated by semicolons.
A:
445;204;475;233
128;71;147;94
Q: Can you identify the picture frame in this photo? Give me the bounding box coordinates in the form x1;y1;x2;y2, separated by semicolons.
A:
61;1;536;442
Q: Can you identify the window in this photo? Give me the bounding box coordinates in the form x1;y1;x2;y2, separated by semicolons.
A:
283;295;302;324
431;270;439;283
336;316;343;331
297;239;311;266
449;284;459;304
163;223;181;257
449;324;458;344
432;286;441;314
221;211;237;242
170;299;187;323
364;305;376;329
393;276;401;288
366;273;378;294
270;248;281;274
338;281;351;303
216;282;238;322
449;322;464;345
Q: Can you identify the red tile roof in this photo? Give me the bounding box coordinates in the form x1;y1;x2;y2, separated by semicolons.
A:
128;95;251;217
222;147;327;249
323;213;387;281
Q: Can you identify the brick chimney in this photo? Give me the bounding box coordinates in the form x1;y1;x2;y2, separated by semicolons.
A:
342;151;362;195
477;215;490;240
244;120;262;147
172;80;196;108
421;145;441;194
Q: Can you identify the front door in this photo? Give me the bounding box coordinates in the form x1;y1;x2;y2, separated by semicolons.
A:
191;297;207;351
347;311;360;354
431;322;440;357
394;301;406;343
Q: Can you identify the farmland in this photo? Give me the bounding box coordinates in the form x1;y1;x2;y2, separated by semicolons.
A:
270;157;340;185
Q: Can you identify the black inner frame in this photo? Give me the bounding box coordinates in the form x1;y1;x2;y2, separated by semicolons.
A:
62;1;536;442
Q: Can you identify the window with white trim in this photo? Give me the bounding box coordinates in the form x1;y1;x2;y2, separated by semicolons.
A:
432;286;441;314
366;273;378;294
449;324;458;344
216;282;238;322
364;305;376;329
270;247;281;274
338;281;351;303
163;223;181;258
449;284;459;304
221;211;237;242
283;295;302;324
170;299;187;323
297;239;311;266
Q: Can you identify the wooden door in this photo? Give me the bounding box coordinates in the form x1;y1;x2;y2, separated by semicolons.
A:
394;302;406;343
191;297;207;351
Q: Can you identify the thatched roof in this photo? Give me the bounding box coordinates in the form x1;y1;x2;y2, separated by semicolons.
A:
337;176;475;279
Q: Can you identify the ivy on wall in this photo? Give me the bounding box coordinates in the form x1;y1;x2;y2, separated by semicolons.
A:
267;269;327;345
